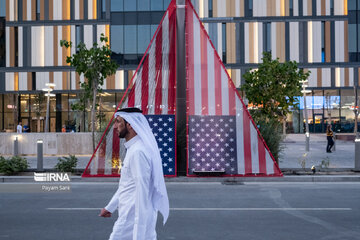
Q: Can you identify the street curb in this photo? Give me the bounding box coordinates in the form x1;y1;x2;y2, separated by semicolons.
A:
1;175;360;183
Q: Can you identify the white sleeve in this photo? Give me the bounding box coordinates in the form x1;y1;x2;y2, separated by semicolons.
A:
130;150;152;240
104;182;121;213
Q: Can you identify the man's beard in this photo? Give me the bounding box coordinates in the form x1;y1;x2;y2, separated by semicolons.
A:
118;127;128;138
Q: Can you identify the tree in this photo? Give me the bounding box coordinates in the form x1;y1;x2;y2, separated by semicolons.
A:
241;52;310;160
60;34;118;151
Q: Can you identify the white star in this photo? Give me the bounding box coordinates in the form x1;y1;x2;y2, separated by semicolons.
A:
226;163;230;167
201;138;205;142
231;168;235;172
229;118;233;122
168;138;173;142
225;133;229;137
230;148;234;152
215;123;219;127
206;134;210;137
163;163;168;167
164;143;168;147
154;133;158;137
200;118;204;122
220;158;225;162
230;128;234;132
230;138;234;142
168;128;173;132
220;148;224;152
148;118;153;122
205;123;209;127
154;123;158;127
168;148;172;152
168;117;173;122
201;168;205;171
191;148;195;152
206;163;210;167
215;143;219;147
211;158;215;162
164;133;168;137
196;163;200;167
210;148;215;152
220;118;224;122
201;128;205;132
230;158;235;162
211;167;215;171
196;133;200;137
210;118;214;122
221;168;225;171
210;138;214;142
168;168;173;172
220;138;224;142
159;148;163;152
225;153;230;157
164;123;168;127
201;148;205;152
191;158;196;162
196;143;200;147
220;128;224;132
196;123;200;127
191;138;195;142
168;158;173;162
191;128;195;132
164;153;168;157
225;143;229;147
216;153;220;157
225;123;229;127
159;118;163;122
159;138;163;142
201;158;205;162
215;163;220;167
210;128;214;132
191;118;195;122
206;153;210;157
196;153;201;157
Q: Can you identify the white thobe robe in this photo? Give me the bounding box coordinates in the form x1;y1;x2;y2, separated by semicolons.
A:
105;135;157;240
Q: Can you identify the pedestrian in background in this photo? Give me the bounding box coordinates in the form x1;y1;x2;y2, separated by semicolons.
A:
99;107;169;240
62;125;66;132
326;125;334;153
16;122;22;133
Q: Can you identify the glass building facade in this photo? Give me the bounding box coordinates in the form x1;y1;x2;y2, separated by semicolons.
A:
0;0;359;133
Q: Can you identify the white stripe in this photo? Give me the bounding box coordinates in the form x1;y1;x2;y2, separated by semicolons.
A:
236;97;245;174
90;150;98;175
148;39;156;114
75;0;80;19
104;126;113;175
265;150;274;174
221;68;229;115
47;208;352;211
250;124;259;173
193;12;202;115
207;41;215;115
134;67;142;109
162;13;169;114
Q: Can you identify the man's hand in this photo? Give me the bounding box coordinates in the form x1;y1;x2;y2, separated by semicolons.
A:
99;208;112;218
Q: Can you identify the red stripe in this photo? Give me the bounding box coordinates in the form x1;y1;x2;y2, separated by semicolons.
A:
128;83;135;107
168;8;176;115
187;10;195;115
155;27;163;114
111;127;120;175
141;58;149;114
97;138;106;175
228;83;236;115
243;112;252;174
200;30;208;115
214;54;222;115
258;135;266;174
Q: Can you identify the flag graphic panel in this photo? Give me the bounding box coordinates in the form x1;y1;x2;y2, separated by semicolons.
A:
185;0;282;176
82;0;177;177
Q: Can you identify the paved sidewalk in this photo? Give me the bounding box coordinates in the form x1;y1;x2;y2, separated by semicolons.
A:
279;134;355;169
2;134;357;171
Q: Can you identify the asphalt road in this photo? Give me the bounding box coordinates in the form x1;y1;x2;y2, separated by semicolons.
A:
0;182;360;240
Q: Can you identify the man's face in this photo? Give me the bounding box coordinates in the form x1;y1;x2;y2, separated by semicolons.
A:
114;116;128;138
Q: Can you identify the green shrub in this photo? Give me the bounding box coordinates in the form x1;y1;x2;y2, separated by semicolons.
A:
0;156;29;175
256;119;284;162
55;155;78;173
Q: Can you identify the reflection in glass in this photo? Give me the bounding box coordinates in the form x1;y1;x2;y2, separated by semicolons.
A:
138;25;151;54
124;25;137;54
111;0;123;11
151;0;163;10
124;0;136;11
137;0;150;11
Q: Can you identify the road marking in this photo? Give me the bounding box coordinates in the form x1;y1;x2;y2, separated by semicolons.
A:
47;207;352;211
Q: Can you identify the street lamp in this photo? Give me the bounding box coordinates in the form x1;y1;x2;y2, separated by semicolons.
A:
300;80;311;151
42;83;56;132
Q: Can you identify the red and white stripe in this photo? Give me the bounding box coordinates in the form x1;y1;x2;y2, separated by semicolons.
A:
123;9;176;115
83;1;177;177
186;1;281;176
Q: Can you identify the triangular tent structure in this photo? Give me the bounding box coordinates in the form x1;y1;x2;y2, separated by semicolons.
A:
82;0;282;178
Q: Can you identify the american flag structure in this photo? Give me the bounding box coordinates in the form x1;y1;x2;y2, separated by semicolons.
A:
82;1;177;177
83;0;282;178
185;1;282;176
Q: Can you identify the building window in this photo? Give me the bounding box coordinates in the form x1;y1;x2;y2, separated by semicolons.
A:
321;21;325;62
208;0;213;17
111;0;123;12
124;0;137;11
36;0;40;20
151;0;163;11
222;23;226;63
264;22;271;53
0;0;5;17
137;0;150;11
75;25;83;49
137;25;150;54
110;25;124;65
0;18;5;67
289;0;293;16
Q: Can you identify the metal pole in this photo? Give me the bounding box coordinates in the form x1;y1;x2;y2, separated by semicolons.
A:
176;0;187;176
37;139;43;171
14;136;19;156
303;85;310;151
45;93;50;132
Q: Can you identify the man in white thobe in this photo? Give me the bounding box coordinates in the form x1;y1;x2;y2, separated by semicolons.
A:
99;108;169;240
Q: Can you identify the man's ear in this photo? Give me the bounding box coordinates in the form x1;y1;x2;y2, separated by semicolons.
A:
126;122;133;131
